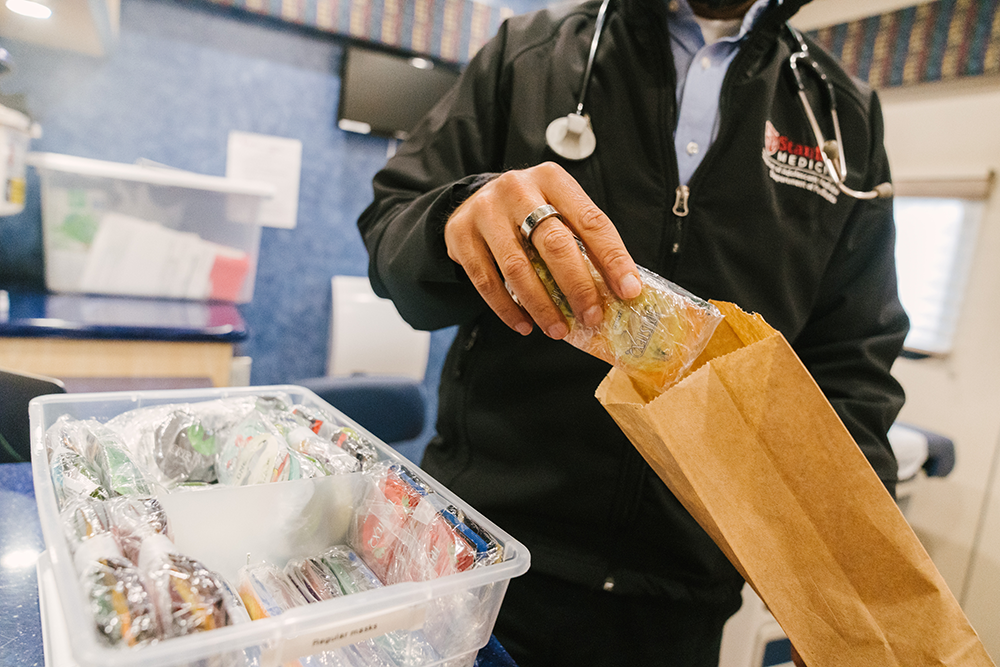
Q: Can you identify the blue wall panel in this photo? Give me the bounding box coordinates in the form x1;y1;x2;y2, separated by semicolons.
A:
0;0;465;427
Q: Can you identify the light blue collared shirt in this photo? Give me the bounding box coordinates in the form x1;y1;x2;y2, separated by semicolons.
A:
668;0;771;185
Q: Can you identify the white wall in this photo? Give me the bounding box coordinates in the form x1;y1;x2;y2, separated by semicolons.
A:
879;76;1000;659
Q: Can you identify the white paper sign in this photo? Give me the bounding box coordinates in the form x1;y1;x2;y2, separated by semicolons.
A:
226;130;302;229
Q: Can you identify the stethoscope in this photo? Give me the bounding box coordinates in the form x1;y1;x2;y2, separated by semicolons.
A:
545;2;893;200
786;25;892;199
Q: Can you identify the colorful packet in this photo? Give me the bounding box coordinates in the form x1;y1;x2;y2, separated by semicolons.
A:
291;406;378;471
47;417;110;507
352;465;427;582
216;413;309;486
139;534;230;637
236;561;306;620
520;239;723;393
387;494;477;584
285;426;360;475
83;556;160;647
284;556;343;602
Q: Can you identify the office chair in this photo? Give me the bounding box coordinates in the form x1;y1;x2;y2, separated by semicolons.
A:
0;368;66;463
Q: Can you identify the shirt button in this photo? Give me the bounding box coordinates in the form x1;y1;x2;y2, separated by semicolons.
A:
701;56;712;69
603;577;615;591
667;0;679;11
686;141;699;155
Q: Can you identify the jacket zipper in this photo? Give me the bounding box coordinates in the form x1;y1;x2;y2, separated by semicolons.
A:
671;184;690;254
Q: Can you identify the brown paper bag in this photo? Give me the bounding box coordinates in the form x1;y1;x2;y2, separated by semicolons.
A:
596;301;994;667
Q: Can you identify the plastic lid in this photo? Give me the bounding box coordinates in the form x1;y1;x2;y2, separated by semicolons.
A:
26;152;275;197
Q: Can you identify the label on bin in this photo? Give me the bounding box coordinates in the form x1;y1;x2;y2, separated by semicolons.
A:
262;604;427;663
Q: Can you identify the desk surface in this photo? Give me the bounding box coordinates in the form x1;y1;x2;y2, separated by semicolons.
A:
0;290;247;343
0;463;517;667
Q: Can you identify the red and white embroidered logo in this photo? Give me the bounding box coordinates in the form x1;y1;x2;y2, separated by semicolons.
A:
762;120;838;203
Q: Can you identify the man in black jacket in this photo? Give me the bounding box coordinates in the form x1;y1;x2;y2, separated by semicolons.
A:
358;0;908;664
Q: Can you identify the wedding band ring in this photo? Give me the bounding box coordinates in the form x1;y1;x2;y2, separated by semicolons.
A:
520;204;562;242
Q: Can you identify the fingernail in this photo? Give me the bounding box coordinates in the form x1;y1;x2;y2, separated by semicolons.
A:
620;274;642;299
515;322;532;336
547;322;568;339
583;305;603;328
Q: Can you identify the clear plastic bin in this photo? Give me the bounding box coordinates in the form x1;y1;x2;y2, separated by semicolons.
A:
29;152;274;303
29;385;530;667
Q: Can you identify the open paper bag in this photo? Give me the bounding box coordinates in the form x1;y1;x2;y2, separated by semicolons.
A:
596;301;994;667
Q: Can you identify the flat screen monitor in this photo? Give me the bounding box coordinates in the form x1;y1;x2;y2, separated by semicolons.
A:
338;45;462;140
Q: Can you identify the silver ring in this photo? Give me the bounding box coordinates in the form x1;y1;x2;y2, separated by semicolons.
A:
520;204;562;242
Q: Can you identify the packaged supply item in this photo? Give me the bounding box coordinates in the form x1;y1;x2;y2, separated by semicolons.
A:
83;556;160;648
138;534;230;637
47;416;156;498
284;556;343;603
216;412;322;486
291;405;378;471
314;546;383;595
519;239;723;393
441;504;504;567
284;426;361;476
305;546;441;667
352;464;429;582
105;496;171;564
237;561;375;667
61;495;112;548
106;397;261;488
48;443;108;508
387;493;478;584
236;561;307;621
217;578;253;625
47;416;120;507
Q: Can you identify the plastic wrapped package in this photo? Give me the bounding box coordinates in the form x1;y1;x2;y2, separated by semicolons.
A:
46;417;112;507
82;556;160;648
290;405;379;472
215;412;324;486
47;415;157;498
441;505;504;568
302;547;440;667
61;496;112;548
352;464;503;586
386;495;477;584
138;534;230;637
106;397;263;489
284;556;344;603
351;464;428;583
284;426;361;476
236;561;307;620
237;562;370;667
105;496;171;564
312;546;382;595
519;239;723;393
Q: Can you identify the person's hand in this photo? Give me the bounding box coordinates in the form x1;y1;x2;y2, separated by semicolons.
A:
790;644;806;667
444;162;642;339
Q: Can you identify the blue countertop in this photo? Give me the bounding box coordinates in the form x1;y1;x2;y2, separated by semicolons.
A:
0;463;517;667
0;463;46;667
0;290;247;343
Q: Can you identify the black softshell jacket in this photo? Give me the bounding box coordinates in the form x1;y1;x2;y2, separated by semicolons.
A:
358;0;909;604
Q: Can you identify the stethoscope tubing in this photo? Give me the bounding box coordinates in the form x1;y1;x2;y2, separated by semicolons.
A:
575;0;613;116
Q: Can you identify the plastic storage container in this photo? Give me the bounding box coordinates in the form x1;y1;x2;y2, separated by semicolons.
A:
29;385;529;667
29;152;274;303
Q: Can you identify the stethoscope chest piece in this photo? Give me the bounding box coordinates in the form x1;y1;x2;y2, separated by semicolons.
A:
546;112;597;160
